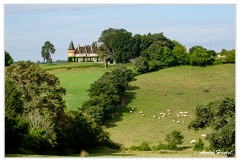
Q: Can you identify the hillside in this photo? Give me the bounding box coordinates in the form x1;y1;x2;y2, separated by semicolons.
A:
104;64;235;148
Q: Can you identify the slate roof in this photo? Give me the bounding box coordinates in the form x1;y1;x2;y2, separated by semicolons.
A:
68;41;75;50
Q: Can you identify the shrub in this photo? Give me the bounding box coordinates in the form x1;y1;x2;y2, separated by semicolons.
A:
165;130;184;150
152;141;168;150
193;138;205;151
129;141;151;151
133;56;148;74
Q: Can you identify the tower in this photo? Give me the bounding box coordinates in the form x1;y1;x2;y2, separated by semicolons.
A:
68;40;76;57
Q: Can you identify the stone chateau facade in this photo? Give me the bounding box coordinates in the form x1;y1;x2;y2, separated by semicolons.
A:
67;41;100;62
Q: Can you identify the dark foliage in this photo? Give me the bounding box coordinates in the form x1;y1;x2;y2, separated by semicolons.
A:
5;51;13;66
188;97;235;154
82;65;134;124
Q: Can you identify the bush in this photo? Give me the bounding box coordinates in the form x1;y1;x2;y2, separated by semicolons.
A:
165;130;184;150
133;56;148;74
193;138;205;151
213;58;224;65
152;141;168;150
129;141;151;151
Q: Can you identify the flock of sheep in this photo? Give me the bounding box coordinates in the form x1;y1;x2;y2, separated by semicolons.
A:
130;108;193;125
129;107;207;144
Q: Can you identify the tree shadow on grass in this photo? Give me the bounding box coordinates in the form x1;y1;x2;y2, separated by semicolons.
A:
103;86;139;128
89;152;136;157
177;145;193;151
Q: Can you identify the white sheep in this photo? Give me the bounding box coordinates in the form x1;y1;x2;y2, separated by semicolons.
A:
177;121;181;124
167;109;170;112
160;112;163;115
142;114;145;117
177;113;180;117
130;111;133;113
172;119;175;122
153;115;156;118
184;112;188;115
162;115;165;118
168;113;171;116
132;107;135;111
158;117;161;119
190;139;196;144
201;134;207;138
139;111;143;114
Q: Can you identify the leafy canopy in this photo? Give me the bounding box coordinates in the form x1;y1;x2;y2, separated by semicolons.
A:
41;41;55;63
5;51;13;66
188;97;235;153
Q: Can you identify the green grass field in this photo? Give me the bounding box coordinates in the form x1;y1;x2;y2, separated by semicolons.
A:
49;68;107;110
47;63;234;157
103;64;235;149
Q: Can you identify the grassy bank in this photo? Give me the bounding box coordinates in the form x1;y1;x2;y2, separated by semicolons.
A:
47;63;234;157
104;64;235;148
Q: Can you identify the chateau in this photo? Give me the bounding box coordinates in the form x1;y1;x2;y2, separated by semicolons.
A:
67;41;100;62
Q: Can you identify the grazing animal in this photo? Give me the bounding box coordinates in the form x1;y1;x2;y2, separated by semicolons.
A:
168;113;171;116
139;111;143;114
160;112;163;115
201;134;207;138
142;114;145;117
173;119;175;122
153;115;156;118
167;109;170;112
177;121;181;124
130;111;133;113
158;117;161;119
190;140;196;144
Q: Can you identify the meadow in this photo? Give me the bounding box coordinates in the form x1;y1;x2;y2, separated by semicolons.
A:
46;63;234;157
104;64;235;148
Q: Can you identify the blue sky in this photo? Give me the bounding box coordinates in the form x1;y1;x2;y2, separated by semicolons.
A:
4;4;236;62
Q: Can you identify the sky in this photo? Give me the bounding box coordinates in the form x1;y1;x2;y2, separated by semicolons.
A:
4;4;236;62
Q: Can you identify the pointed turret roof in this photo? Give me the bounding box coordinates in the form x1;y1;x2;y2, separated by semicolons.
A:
68;41;75;50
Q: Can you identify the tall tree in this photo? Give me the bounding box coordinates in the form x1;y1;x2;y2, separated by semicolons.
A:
5;79;29;153
172;41;188;65
5;51;13;66
96;43;113;69
220;48;227;56
41;41;55;63
131;34;142;57
226;49;235;63
188;46;214;66
98;28;133;63
5;61;66;149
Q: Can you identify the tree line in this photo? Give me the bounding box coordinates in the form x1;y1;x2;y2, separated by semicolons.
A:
96;28;235;73
82;65;134;125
